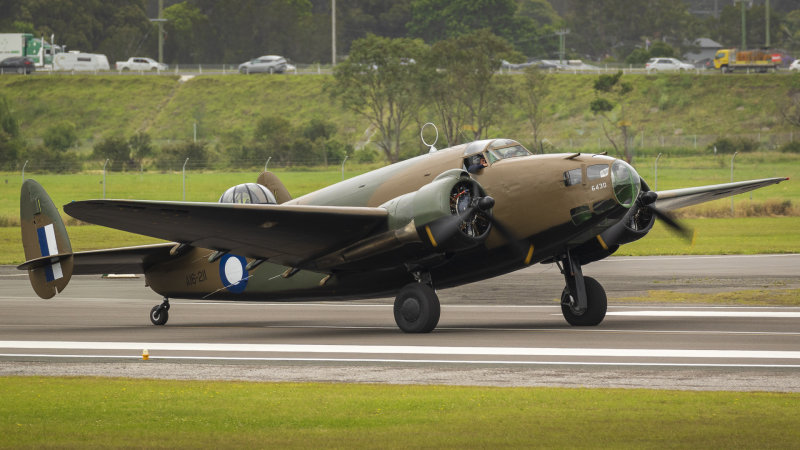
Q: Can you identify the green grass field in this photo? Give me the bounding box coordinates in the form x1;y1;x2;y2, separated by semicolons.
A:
1;377;799;448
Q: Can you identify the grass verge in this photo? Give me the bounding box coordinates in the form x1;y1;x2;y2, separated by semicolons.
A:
614;289;800;306
1;377;799;448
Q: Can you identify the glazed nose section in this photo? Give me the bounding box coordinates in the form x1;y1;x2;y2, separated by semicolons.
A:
610;160;641;208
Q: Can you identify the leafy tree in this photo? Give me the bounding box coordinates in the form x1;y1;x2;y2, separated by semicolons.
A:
129;131;153;170
590;71;634;163
155;141;208;170
302;118;338;166
43;121;78;152
93;136;131;171
649;41;676;58
330;34;430;163
424;29;519;146
252;115;295;166
518;66;550;153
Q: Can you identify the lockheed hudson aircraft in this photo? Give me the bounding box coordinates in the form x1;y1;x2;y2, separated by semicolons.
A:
20;138;788;332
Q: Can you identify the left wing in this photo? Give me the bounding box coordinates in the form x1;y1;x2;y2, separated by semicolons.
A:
63;200;389;268
654;177;789;211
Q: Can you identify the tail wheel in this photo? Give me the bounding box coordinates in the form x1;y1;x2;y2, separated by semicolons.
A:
394;283;440;333
150;304;169;325
561;276;607;326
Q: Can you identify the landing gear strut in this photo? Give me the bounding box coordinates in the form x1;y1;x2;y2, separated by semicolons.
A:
150;297;170;326
558;252;607;326
393;282;440;333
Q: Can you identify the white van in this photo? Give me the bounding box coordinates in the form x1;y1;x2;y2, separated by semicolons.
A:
53;51;110;71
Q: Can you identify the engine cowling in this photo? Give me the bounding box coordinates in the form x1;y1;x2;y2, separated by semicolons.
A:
380;169;492;251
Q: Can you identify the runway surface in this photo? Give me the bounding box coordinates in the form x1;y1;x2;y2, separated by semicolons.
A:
1;254;799;391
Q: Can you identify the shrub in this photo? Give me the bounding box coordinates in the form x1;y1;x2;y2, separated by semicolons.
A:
706;137;760;154
780;141;800;153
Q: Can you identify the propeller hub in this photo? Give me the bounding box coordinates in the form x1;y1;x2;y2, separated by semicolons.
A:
639;191;658;206
477;196;495;211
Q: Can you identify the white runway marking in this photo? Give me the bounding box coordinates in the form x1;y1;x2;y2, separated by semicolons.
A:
608;311;800;318
2;341;800;360
3;353;800;369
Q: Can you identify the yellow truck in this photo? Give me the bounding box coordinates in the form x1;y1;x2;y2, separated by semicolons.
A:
714;49;780;73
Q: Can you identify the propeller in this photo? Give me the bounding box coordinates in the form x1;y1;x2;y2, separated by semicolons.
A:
640;189;694;243
427;195;528;254
600;188;694;248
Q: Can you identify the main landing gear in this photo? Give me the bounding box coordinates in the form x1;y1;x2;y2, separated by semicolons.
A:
150;297;170;325
557;252;607;326
394;277;441;333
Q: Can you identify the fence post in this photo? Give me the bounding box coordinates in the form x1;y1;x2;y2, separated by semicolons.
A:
103;159;109;199
655;153;662;191
730;152;738;216
182;158;189;201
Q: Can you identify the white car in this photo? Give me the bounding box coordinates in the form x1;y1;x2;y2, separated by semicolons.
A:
115;57;168;72
645;57;695;72
790;60;800;72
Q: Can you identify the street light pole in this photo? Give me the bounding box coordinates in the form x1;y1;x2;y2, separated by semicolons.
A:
103;159;109;199
331;0;336;66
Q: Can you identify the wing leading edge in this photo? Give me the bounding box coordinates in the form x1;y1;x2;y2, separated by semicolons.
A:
63;200;389;268
654;177;789;211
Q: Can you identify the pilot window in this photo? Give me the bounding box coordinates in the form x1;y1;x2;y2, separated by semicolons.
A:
564;168;582;186
587;164;609;180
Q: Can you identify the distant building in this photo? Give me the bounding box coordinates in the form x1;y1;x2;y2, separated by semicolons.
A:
684;38;723;63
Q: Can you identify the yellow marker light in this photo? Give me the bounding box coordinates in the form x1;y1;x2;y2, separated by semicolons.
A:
142;349;149;361
596;235;609;251
424;225;438;248
524;244;534;265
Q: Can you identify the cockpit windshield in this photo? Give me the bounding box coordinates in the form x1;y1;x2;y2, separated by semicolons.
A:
463;139;531;164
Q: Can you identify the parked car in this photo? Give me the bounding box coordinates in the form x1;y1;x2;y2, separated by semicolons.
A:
790;60;800;72
0;56;35;74
115;57;168;72
645;57;695;72
694;58;714;70
238;55;288;74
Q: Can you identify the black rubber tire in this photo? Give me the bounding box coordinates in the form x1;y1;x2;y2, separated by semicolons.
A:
150;305;169;325
393;283;440;333
561;276;607;326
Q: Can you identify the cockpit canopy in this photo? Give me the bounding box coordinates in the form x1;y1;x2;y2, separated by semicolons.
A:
463;139;531;164
218;183;277;204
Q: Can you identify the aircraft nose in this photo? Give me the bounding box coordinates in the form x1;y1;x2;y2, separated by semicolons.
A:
610;160;641;208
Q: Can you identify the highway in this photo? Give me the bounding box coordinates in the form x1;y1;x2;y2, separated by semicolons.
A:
1;254;799;391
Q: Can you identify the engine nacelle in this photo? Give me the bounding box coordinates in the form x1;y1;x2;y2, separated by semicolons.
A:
380;169;492;251
572;202;656;265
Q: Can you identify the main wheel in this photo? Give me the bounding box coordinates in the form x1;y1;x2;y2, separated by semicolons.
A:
561;276;607;326
150;305;169;325
393;283;440;333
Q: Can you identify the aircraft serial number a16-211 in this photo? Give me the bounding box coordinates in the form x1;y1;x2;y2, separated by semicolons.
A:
20;138;788;332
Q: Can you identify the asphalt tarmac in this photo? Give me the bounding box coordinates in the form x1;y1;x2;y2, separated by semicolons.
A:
2;254;799;391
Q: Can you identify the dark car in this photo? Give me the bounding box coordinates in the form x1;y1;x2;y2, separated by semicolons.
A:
0;56;36;74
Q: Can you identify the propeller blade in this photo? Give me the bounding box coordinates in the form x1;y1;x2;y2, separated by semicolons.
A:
651;207;694;243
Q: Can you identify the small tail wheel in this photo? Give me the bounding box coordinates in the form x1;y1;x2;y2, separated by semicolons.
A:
150;299;170;325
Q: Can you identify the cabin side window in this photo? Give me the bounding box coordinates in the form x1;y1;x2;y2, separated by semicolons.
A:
564;168;582;186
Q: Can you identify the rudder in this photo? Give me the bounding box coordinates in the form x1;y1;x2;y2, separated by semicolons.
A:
19;179;74;299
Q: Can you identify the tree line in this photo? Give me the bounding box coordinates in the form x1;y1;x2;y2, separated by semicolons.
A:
1;0;798;66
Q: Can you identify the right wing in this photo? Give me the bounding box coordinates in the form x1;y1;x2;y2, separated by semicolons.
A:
654;177;789;211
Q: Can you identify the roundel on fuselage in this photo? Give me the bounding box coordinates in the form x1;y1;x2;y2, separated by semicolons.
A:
219;254;248;293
